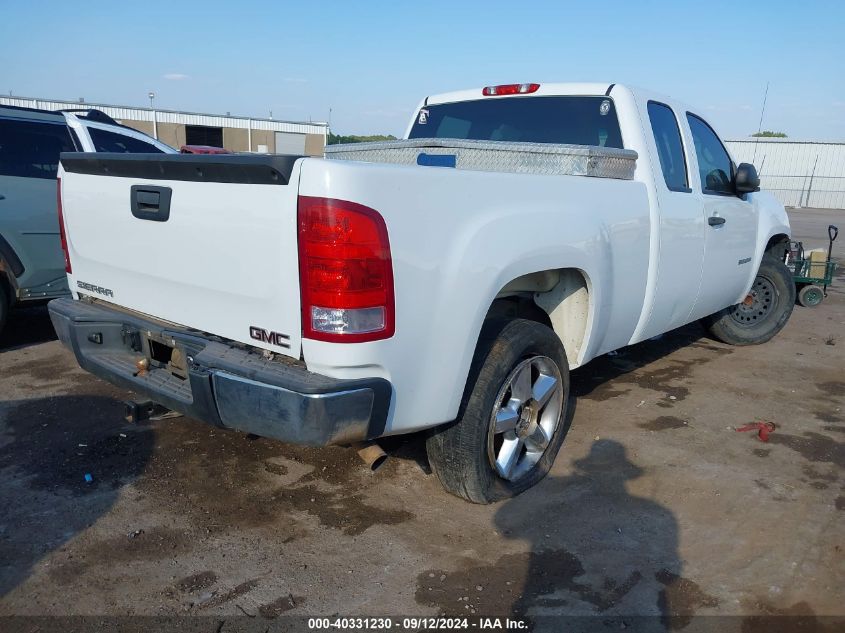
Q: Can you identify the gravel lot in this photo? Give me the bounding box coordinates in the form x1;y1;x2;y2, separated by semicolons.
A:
1;209;843;627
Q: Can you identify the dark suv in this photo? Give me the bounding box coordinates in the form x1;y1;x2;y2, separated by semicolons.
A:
0;105;173;335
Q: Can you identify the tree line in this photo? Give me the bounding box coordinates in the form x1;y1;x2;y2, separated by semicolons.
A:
327;132;397;145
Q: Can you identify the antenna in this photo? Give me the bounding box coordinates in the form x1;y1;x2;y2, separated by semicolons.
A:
752;82;769;164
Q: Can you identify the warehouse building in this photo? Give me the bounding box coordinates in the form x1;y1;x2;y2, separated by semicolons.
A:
0;95;328;155
726;138;845;209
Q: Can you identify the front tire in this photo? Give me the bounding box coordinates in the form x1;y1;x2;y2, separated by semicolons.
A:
704;254;796;346
426;319;572;504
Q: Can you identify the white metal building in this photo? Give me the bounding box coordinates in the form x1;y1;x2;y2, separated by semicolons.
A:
0;95;328;155
726;138;845;210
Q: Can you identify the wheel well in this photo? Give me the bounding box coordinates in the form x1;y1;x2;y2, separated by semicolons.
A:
489;268;590;364
487;295;552;328
765;233;790;260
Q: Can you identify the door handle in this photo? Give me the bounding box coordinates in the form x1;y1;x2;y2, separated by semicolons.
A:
708;216;726;227
130;185;172;222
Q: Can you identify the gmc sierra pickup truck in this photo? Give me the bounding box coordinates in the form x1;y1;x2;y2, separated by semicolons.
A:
49;83;794;503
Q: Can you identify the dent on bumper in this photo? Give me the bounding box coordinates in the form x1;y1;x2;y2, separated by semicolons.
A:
47;298;391;446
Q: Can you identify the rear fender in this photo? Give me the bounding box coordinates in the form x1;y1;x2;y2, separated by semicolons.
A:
297;159;646;434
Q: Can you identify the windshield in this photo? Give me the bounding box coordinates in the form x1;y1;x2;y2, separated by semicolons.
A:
408;95;623;148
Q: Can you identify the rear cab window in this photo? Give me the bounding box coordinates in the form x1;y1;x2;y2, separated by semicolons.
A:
408;96;624;148
0;118;75;179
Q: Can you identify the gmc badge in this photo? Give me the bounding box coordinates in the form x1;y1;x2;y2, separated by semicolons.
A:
249;326;290;348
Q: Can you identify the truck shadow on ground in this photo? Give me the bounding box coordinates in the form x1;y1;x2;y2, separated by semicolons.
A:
570;321;731;404
412;324;737;627
0;394;154;598
390;321;726;475
0;304;57;352
416;439;714;629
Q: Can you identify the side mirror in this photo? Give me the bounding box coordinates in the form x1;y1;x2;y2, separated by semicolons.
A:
735;162;761;194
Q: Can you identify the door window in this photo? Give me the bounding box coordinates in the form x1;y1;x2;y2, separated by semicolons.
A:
647;102;689;192
686;114;734;194
0;119;75;179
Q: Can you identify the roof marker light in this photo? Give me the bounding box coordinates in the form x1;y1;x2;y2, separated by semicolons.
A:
482;83;540;96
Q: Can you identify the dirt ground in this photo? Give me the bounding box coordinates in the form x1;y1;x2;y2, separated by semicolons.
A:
0;209;842;628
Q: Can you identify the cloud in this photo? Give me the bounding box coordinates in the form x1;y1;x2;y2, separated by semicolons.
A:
163;73;190;81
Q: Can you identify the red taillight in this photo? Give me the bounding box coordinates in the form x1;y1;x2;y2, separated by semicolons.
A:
56;177;71;274
482;83;540;96
297;196;394;343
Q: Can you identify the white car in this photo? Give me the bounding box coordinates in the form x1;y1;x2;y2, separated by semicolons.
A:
49;83;793;502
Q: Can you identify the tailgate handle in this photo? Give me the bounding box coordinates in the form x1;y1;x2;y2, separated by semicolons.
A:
131;185;172;222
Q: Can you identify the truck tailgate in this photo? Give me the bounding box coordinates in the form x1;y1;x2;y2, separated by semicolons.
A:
58;153;304;358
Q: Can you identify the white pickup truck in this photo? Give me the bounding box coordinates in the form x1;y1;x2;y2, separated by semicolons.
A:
49;83;794;503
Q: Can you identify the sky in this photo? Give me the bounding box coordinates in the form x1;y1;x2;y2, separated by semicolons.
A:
2;0;844;140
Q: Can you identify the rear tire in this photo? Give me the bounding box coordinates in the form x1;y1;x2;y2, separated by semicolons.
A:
426;319;572;504
797;284;824;307
704;254;795;346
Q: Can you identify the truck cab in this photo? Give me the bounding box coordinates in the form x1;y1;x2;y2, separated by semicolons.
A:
405;83;790;344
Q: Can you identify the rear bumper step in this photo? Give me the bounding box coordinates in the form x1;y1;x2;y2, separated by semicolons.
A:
48;298;391;445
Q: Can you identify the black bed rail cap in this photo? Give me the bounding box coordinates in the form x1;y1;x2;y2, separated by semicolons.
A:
59;152;305;185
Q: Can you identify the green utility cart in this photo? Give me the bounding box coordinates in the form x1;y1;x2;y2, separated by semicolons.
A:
790;225;838;307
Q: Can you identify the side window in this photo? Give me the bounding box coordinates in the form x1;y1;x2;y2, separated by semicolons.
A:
88;127;164;153
0;119;75;179
647;102;689;192
686;114;733;194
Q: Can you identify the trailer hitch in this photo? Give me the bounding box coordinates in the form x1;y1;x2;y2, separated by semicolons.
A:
124;400;182;423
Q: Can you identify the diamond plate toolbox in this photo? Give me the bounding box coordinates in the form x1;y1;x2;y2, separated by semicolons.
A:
325;138;638;180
